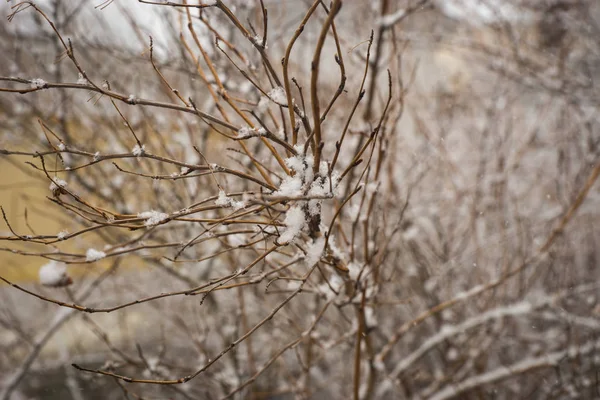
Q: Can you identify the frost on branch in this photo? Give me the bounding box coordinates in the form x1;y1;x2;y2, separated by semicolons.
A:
86;248;106;262
39;260;72;287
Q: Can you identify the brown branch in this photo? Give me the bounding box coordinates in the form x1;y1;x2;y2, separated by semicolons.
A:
309;0;342;175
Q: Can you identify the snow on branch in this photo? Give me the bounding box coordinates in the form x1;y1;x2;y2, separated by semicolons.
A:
86;248;107;262
215;190;246;211
39;261;72;287
138;210;169;226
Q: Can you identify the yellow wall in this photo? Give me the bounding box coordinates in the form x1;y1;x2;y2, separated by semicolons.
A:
0;158;60;282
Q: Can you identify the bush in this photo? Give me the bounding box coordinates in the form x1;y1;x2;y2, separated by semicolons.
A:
1;1;600;399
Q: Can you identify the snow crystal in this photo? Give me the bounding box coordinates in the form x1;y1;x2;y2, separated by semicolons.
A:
305;237;325;266
180;166;190;175
279;205;306;244
57;230;68;240
77;73;88;85
30;78;47;89
288;146;314;174
127;94;137;104
138;210;168;226
93;151;100;161
275;175;304;197
39;260;71;287
237;126;266;139
348;262;362;281
58;143;66;151
319;161;329;177
252;34;266;48
215;190;246;210
237;126;253;138
132;144;145;156
268;86;287;104
86;248;106;262
216;190;231;206
257;96;270;113
276;127;285;140
231;200;246;211
328;236;345;261
49;178;67;192
307;172;339;216
274;149;315;197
